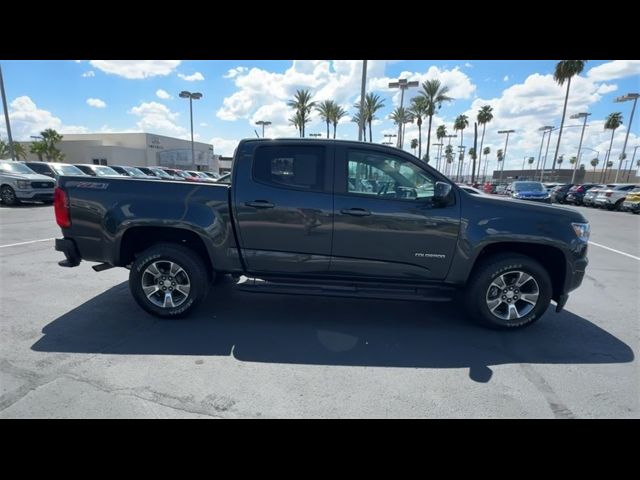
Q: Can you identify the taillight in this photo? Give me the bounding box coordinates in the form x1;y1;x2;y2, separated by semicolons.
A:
577;186;585;192
54;187;71;228
605;192;613;197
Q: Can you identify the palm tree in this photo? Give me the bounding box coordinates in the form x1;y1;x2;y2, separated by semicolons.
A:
287;89;316;138
603;112;623;180
288;111;304;137
13;143;28;160
351;110;366;140
408;97;428;160
497;149;505;182
482;146;491;181
454;114;469;180
330;105;348;139
363;93;385;142
476;105;493;180
590;158;599;176
418;79;453;163
29;141;47;161
390;107;411;146
39;128;65;161
436;125;447;170
528;156;535;170
410;138;418;155
557;155;564;169
315;100;335;139
444;145;454;176
569;156;577;166
551;60;587;172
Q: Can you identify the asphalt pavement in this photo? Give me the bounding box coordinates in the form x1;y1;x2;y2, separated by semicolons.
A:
0;202;638;418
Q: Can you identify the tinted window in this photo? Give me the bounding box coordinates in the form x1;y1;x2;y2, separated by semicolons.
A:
514;182;545;192
347;150;434;200
253;146;324;191
51;164;86;176
0;162;36;174
25;163;52;175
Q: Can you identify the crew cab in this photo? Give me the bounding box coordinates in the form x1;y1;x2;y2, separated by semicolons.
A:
54;139;590;329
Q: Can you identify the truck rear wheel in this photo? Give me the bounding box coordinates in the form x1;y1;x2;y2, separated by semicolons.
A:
464;253;552;329
129;243;209;318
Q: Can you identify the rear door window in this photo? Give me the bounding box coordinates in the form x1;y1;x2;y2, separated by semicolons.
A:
253;146;325;192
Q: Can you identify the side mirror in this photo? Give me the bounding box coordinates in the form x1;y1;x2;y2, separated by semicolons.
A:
433;181;452;205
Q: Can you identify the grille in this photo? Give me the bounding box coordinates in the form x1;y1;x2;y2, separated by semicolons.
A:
31;181;55;189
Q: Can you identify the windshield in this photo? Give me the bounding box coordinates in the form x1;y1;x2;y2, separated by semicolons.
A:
51;164;87;176
514;182;544;192
93;166;121;176
0;161;37;174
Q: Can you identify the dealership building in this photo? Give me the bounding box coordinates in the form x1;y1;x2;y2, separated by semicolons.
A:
20;133;221;172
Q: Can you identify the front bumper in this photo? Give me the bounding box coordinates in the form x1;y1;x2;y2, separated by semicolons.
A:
622;201;640;212
513;196;552;203
55;238;81;267
15;188;55;201
594;197;612;207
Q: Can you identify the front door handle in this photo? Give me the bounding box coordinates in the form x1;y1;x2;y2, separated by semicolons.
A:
245;200;275;209
340;208;371;217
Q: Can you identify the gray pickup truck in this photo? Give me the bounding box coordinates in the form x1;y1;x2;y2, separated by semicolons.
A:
0;160;56;205
54;139;590;329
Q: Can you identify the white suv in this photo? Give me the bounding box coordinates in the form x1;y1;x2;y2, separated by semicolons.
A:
594;183;639;210
0;160;56;206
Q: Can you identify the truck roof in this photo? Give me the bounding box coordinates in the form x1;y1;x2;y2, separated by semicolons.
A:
238;138;416;155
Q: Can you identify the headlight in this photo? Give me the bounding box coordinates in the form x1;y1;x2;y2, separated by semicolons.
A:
16;180;30;189
571;222;590;242
513;193;521;198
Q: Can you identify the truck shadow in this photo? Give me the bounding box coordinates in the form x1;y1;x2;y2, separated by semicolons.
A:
32;279;634;383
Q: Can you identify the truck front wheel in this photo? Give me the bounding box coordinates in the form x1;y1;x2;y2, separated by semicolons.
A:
129;243;209;318
464;253;552;329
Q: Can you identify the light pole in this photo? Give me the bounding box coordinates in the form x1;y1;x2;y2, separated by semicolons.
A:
358;60;368;142
625;145;639;181
457;145;466;182
498;130;515;183
536;126;554;179
388;78;419;148
309;133;323;138
0;64;16;161
255;120;272;138
179;90;202;167
614;93;639;182
432;143;443;171
569;112;591;184
384;133;397;146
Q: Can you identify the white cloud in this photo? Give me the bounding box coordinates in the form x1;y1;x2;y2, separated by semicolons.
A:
89;60;181;79
224;67;248;78
0;96;88;139
178;71;205;82
587;60;640;82
210;137;240;157
129;101;189;138
86;98;106;108
465;63;473;68
81;70;95;78
74;60;82;63
156;89;172;99
199;122;208;127
503;75;509;82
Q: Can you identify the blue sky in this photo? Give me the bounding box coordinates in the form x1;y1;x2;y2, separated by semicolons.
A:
1;60;639;172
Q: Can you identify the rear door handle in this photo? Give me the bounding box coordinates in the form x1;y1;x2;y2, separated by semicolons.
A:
340;208;371;217
245;200;275;209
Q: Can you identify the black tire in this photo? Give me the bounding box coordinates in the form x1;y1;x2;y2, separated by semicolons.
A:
1;185;19;206
464;253;552;330
129;243;209;318
613;199;624;211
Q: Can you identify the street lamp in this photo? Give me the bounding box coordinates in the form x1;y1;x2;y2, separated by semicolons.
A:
432;143;444;171
0;64;16;161
498;130;515;183
457;145;466;182
309;133;323;138
388;78;419;148
569;112;591;184
536;126;554;180
255;120;272;138
384;133;397;146
625;145;639;181
179;91;202;167
614;93;639;182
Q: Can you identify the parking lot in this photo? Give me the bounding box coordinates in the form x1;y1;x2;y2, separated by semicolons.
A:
0;202;638;418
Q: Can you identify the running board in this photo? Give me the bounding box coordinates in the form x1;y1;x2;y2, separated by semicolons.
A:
234;276;456;302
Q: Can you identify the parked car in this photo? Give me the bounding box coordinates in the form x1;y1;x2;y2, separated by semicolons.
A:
110;165;158;179
54;138;589;330
137;167;175;180
185;170;217;183
621;187;640;214
565;184;600;206
494;184;508;195
457;184;485;195
0;160;56;205
158;168;192;181
23;161;89;181
74;164;123;177
550;184;574;204
214;172;231;183
201;171;221;180
583;184;614;207
543;182;561;193
594;184;639;210
509;181;551;203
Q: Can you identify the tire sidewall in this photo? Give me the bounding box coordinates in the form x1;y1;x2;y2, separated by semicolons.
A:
1;186;18;206
468;256;552;329
129;245;208;318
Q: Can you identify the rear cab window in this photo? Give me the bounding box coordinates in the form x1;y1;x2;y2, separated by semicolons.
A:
252;145;326;192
